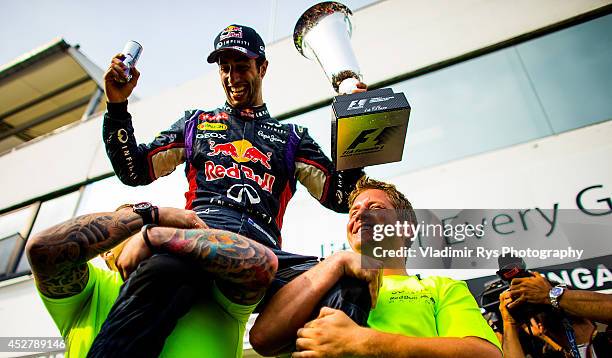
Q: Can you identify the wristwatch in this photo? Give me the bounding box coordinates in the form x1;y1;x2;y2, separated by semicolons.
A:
549;284;566;309
133;202;159;225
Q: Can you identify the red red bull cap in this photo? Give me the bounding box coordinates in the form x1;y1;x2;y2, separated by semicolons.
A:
207;24;266;63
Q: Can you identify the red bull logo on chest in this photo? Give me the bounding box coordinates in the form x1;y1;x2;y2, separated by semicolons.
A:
208;139;272;169
199;112;229;121
204;161;275;193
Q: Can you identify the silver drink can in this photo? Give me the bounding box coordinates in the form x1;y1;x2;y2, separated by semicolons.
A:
121;40;142;82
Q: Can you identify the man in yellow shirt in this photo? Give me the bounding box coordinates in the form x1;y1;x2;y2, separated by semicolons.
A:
26;204;277;357
251;177;502;357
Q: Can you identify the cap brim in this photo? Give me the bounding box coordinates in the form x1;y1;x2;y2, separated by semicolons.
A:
207;47;260;63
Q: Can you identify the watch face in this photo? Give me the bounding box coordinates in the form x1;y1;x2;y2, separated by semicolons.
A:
134;202;151;211
551;287;563;297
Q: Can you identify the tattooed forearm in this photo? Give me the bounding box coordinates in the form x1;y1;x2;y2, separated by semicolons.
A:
26;210;143;298
148;227;278;304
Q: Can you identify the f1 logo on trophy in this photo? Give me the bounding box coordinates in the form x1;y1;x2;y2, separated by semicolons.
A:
294;1;411;170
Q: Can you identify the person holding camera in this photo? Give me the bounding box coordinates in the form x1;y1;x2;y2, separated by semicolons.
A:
499;272;611;357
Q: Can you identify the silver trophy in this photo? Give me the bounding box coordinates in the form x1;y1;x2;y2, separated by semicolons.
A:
294;1;411;170
294;2;360;94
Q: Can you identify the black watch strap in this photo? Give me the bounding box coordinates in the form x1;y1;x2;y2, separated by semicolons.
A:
152;206;159;225
141;224;158;252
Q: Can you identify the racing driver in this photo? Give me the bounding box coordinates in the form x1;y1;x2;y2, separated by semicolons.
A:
97;24;370;356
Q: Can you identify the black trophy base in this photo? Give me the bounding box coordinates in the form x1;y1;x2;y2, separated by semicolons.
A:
331;88;411;170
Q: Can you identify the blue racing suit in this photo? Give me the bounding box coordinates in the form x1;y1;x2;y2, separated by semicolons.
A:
90;101;370;357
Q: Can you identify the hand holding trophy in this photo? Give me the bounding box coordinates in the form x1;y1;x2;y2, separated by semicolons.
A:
294;1;411;170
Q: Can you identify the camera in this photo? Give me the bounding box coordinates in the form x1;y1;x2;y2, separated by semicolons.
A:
479;255;549;330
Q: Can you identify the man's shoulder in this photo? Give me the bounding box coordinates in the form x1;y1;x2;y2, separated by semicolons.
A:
37;262;121;337
420;275;463;285
419;275;471;297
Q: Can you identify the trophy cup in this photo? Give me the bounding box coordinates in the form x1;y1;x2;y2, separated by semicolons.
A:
294;1;411;170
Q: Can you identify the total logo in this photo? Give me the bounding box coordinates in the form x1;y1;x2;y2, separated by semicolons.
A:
205;161;275;193
208;139;272;169
199;112;229;121
197;122;227;131
219;25;243;40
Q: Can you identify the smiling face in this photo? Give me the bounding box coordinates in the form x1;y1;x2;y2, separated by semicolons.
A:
347;188;398;253
218;51;267;109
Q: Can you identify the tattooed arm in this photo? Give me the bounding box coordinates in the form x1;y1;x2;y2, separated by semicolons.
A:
145;226;278;305
25;208;143;299
26;207;205;299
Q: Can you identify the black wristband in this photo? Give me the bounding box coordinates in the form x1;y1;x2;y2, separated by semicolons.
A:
141;224;158;252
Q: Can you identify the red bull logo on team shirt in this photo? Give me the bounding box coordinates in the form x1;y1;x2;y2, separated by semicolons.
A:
240;109;255;118
199;112;229;121
204;161;275;193
219;25;243;41
208;140;272;169
208;141;238;157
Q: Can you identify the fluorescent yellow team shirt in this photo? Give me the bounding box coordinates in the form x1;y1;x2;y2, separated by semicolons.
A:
38;262;255;358
367;275;502;352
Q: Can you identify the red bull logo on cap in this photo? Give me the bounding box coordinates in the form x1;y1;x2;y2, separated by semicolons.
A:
220;25;243;41
208;139;272;169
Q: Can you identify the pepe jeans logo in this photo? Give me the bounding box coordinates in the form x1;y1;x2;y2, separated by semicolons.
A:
257;130;285;144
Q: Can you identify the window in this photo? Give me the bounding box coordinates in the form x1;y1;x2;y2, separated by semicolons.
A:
0;205;36;280
29;191;81;237
0;191;82;280
11;191;83;275
515;13;612;133
0;234;22;276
